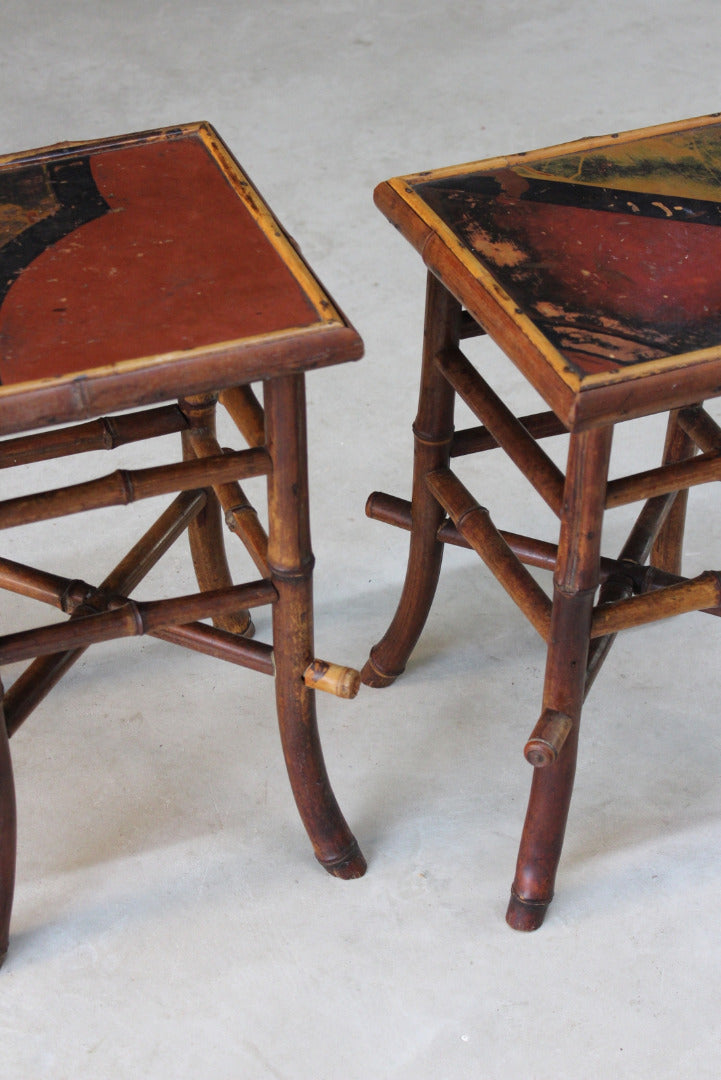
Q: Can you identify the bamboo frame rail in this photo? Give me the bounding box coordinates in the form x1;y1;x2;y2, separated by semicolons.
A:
584;489;678;699
178;394;255;637
1;491;207;735
366;489;560;571
451;410;567;457
436;346;565;514
0;557;277;678
591;571;721;638
0;554;277;687
459;310;485;339
4;582;276;680
0;404;189;470
367;482;721;649
605;448;721;508
219;385;266;448
0;447;271;529
649;411;697;575
677;404;721;452
0;581;277;665
366;489;679;593
156;621;275;676
0;494;216;611
0;557;101;607
182;426;269;574
426;467;553;639
222;491;270;574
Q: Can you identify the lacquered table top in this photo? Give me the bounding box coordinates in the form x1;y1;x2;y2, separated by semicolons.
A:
0;123;361;434
374;114;721;428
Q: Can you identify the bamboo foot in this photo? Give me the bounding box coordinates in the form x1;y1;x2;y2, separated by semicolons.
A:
505;889;551;932
360;651;402;688
317;838;367;879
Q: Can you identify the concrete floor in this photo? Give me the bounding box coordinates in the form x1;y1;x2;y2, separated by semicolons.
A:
2;1;721;1076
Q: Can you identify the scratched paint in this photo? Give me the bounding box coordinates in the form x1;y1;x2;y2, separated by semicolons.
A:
0;169;58;248
0;134;319;387
415;121;721;376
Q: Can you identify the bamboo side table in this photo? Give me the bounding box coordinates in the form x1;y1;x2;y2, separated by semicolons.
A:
0;122;366;964
364;113;721;928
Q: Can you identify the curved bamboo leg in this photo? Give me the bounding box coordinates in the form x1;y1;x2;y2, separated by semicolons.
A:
507;427;612;930
0;681;17;966
362;273;459;687
180;395;253;636
651;409;697;575
265;375;365;878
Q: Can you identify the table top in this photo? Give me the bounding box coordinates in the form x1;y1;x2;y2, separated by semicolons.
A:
0;123;361;435
375;113;721;430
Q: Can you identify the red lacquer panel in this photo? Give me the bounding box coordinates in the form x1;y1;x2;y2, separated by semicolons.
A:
0;134;318;386
413;122;721;376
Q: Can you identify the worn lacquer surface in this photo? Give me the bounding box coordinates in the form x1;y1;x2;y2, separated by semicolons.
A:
413;120;721;376
0;128;326;387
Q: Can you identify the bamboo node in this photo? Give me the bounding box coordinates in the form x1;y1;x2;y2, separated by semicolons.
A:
117;468;136;504
101;416;118;449
267;555;316;581
411;421;454;447
121;597;146;636
224;502;254;531
524;709;573;768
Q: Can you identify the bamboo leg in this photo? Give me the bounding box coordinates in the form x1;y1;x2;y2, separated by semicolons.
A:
361;273;459;687
0;681;16;966
650;409;697;575
264;374;366;878
507;426;613;931
180;395;253;636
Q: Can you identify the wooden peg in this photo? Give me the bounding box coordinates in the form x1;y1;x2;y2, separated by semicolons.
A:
524;709;573;768
303;660;361;700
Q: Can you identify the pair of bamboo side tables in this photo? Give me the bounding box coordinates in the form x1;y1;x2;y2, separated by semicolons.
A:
1;115;721;960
